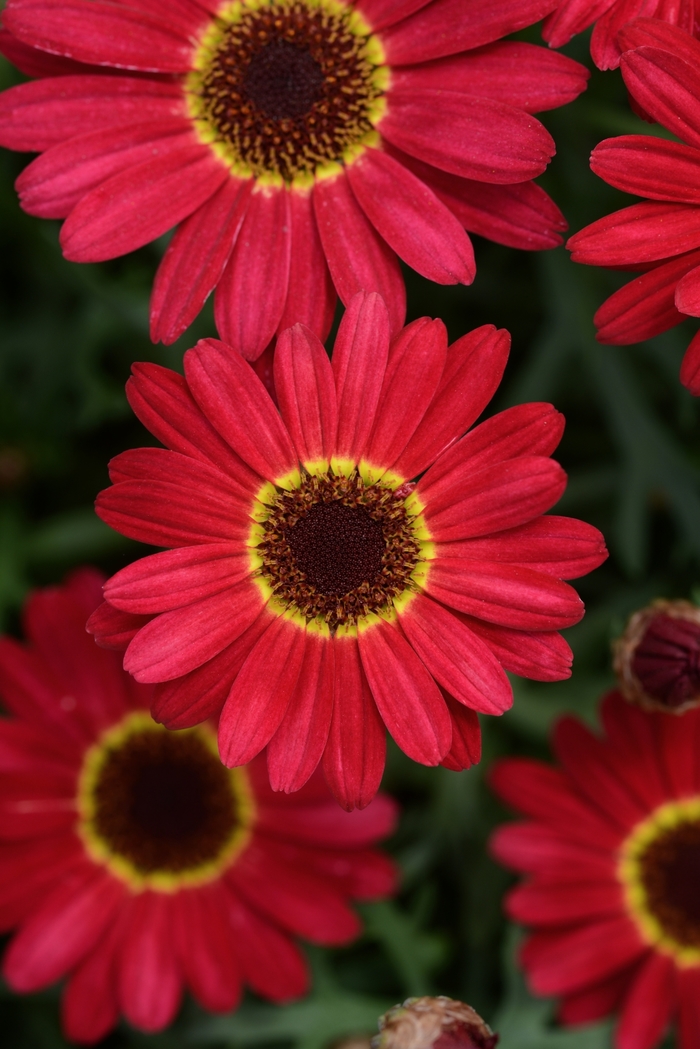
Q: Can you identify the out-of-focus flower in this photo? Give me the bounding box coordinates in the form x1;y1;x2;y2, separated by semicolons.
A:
89;292;607;810
0;568;397;1043
373;996;498;1049
567;19;700;396
0;0;587;357
490;690;700;1049
614;599;700;713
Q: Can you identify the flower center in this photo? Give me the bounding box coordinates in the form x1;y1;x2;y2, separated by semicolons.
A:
253;471;426;630
78;713;253;891
620;798;700;963
187;0;388;184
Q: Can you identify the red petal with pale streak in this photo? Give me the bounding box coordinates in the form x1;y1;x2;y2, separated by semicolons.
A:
590;0;659;71
568;201;700;266
489;757;622;846
425;559;583;631
421;457;567;542
489;822;617;878
223;890;308;1001
542;0;615;48
274;324;338;468
594;253;698;344
3;0;195;73
214;186;291;361
354;0;431;31
267;632;334;794
392;43;588;115
393;325;510;480
278;189;336;341
123;580;264;683
591;136;700;204
440;693;481;771
256;794;397;847
559;966;638;1025
0;25;103;76
679;967;700;1049
0;720;77;775
218;616;306;767
228;841;360;944
107;447;249;499
332;291;390;467
119;894;182;1032
299;846;398;899
347;147;475;285
444;516;608;579
104;544;251;614
358;618;451;765
150;177;252;345
0;75;183;152
61;144;227;262
521;919;646;997
62;919;123;1045
381;88;554;184
17;119;192;220
507;879;624;926
0;636;87;742
3;864;124;990
464;616;573;681
363;317;447;475
322;632;386;811
185;337;297;484
398;593;512;714
126;362;260;490
151;606;274;729
681;329;700;394
172;886;241;1013
380;0;559;64
675;260;700;314
621;46;700;150
616;944;675;1049
313;173;406;332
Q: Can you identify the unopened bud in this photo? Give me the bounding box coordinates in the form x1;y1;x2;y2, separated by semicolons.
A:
372;996;498;1049
613;599;700;713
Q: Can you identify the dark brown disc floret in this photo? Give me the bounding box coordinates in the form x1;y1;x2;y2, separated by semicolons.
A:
638;818;700;949
257;472;422;629
195;1;384;182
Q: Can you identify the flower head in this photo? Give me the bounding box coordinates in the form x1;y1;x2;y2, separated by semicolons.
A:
374;996;498;1049
89;293;607;809
567;19;700;396
0;568;397;1043
0;0;587;357
490;691;700;1049
614;599;700;713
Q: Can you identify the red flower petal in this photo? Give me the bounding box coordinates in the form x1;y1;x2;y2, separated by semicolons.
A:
440;693;481;771
381;88;555;184
346;147;475;285
332;291;391;468
256;794;397;848
86;601;151;648
675;260;700;314
62;919;123;1045
620;45;700;150
322;632;386;811
60;143;228;262
300;846;398;899
150;176;252;345
521;918;646;997
599;693;672;811
312;172;406;331
3;0;196;73
398;594;512;714
464;618;574;681
590;0;658;71
278;189;336;341
680;328;700;394
594;252;698;344
184;337;297;484
616;950;675;1049
119;893;182;1032
0;24;102;76
678;967;700;1049
507;879;624;926
172;886;241;1014
591;135;700;204
354;0;431;32
274;323;338;469
218;615;307;767
542;0;614;49
489;821;617;877
658;703;700;796
358;617;452;765
214;186;292;361
223;890;308;1001
558;965;638;1026
568;201;700;267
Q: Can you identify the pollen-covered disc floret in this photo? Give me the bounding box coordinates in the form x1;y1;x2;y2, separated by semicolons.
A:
188;0;386;183
255;471;422;629
78;712;253;891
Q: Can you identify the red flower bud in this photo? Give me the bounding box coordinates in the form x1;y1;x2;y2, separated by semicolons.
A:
613;600;700;713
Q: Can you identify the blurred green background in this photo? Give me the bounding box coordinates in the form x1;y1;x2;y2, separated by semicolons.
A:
0;23;697;1049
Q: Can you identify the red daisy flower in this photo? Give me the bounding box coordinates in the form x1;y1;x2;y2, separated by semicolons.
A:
0;0;588;358
566;19;700;397
542;0;696;71
88;293;607;810
0;567;397;1043
490;691;700;1049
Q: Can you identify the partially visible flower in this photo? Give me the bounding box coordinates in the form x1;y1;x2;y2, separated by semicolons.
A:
0;568;397;1043
567;19;700;396
614;599;700;713
0;0;587;358
88;293;607;809
542;1;695;70
374;996;498;1049
490;691;700;1049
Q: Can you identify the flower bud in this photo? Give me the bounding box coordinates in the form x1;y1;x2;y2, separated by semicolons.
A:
613;600;700;713
372;997;498;1049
